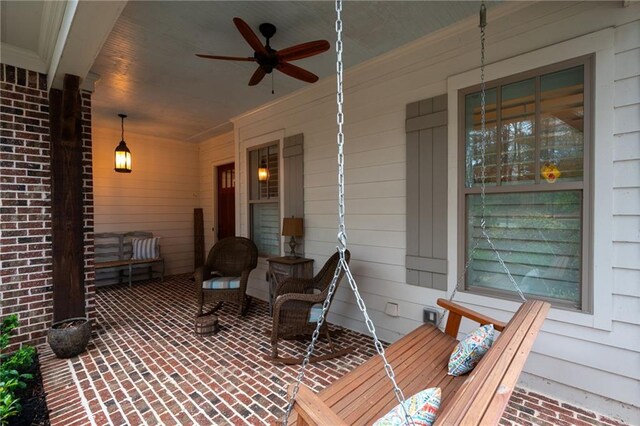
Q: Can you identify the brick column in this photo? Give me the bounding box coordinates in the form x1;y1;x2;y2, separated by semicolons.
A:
81;90;96;322
0;64;95;352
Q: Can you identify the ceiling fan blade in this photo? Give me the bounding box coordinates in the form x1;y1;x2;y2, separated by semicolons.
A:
249;67;266;86
196;54;256;62
233;17;268;56
277;40;330;62
277;62;319;84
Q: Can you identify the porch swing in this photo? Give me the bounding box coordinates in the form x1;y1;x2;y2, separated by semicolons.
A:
279;2;550;425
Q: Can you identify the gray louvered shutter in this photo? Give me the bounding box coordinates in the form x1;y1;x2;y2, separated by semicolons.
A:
406;95;448;289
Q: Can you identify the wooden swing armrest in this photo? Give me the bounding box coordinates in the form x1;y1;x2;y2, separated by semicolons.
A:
289;384;348;426
437;298;507;338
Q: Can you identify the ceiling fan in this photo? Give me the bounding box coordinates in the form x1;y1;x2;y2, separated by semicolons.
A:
197;17;330;87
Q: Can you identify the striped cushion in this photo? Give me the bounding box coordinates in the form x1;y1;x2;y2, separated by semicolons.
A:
308;304;323;323
202;276;240;290
131;237;160;259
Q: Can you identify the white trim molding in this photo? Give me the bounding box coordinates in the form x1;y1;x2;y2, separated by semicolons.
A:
0;43;47;74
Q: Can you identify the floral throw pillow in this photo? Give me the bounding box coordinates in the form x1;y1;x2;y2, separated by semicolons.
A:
448;324;495;376
372;387;441;426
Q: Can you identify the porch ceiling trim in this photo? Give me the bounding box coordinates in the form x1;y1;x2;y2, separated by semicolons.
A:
49;1;127;90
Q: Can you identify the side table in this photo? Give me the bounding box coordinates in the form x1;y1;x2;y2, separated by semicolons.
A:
266;256;314;315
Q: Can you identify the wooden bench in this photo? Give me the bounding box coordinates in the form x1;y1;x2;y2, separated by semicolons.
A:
94;231;165;287
288;298;550;425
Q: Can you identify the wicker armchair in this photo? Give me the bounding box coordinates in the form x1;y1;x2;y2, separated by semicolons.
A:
269;250;351;363
194;237;258;317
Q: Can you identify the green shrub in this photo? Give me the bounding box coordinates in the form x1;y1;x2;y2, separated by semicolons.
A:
0;380;21;424
0;316;19;353
2;347;35;372
0;315;35;426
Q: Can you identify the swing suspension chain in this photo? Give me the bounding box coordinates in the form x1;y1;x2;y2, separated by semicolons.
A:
477;3;526;302
442;1;527;313
284;1;528;423
282;1;414;424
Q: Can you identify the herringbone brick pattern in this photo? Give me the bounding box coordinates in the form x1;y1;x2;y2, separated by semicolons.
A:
39;275;630;425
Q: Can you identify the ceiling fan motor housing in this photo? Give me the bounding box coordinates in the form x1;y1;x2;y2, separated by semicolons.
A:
256;23;279;73
255;48;279;73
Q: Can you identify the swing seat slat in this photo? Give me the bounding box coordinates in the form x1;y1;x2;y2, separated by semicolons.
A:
287;298;550;426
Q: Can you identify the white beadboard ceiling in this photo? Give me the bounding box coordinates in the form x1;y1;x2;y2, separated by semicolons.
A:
2;1;496;142
90;1;498;142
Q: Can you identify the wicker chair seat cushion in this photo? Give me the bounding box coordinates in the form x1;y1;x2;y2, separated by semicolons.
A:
307;304;323;323
202;276;241;290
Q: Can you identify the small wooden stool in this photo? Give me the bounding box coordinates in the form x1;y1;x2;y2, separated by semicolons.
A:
194;313;219;336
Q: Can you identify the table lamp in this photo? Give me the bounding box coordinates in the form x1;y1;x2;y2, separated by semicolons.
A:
282;217;303;258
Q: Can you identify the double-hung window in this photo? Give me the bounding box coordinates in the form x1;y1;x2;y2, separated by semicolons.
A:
248;143;280;256
459;55;592;311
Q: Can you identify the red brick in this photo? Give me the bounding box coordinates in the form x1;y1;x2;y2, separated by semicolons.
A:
562;402;598;418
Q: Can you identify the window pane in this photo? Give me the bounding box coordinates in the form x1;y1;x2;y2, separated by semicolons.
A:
263;145;279;199
500;79;536;185
251;203;280;256
465;88;498;187
540;66;584;182
250;144;278;200
466;191;582;307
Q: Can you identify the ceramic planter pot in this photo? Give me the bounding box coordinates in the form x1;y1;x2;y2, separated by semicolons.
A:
47;317;91;358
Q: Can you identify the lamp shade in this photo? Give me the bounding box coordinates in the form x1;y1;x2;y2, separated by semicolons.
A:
282;217;303;237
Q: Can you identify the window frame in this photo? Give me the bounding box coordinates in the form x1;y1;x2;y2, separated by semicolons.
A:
457;54;594;312
247;140;280;257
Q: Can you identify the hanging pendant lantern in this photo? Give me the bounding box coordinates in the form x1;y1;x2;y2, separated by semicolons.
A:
114;113;132;173
257;159;269;181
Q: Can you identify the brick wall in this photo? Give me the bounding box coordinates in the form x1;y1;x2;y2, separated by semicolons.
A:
0;63;95;352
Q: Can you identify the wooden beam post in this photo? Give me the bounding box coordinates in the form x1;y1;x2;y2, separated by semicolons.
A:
49;74;85;321
194;208;205;269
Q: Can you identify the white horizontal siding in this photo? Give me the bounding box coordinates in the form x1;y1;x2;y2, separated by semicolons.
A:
232;3;640;417
93;127;199;275
612;18;640;388
614;268;640;298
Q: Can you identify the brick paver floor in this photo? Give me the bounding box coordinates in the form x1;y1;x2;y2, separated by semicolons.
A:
39;274;630;425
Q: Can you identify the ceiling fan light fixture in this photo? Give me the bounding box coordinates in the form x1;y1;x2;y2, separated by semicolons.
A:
114;113;132;173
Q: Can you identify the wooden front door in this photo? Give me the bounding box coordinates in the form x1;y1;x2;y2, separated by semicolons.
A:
216;163;235;240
